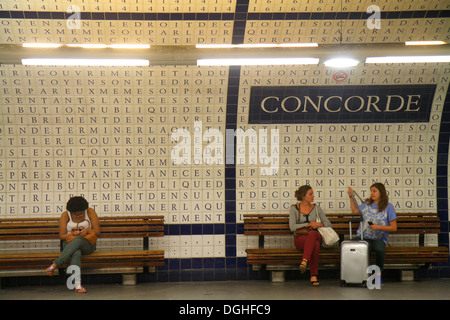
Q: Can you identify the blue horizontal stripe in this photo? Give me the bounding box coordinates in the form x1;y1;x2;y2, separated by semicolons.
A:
1;10;448;20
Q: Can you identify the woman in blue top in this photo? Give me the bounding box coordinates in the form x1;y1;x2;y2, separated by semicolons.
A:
348;183;397;273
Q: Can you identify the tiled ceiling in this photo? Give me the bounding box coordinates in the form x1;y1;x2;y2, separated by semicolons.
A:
0;0;449;47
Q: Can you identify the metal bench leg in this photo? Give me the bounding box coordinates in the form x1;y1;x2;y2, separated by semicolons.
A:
270;271;286;283
122;274;137;285
400;270;414;281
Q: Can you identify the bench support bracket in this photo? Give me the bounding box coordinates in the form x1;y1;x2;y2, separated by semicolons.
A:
270;271;286;283
122;274;137;286
400;270;415;281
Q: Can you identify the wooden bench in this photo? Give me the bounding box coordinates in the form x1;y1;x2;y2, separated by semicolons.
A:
244;213;449;282
0;216;165;286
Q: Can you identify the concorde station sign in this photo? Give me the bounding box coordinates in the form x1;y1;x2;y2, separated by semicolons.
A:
249;85;436;124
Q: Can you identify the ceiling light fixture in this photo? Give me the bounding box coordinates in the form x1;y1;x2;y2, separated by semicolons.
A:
22;43;63;48
405;41;446;46
23;43;150;49
324;58;359;67
196;43;318;49
109;44;150;49
22;58;150;66
197;57;319;66
66;44;109;48
365;55;450;63
277;43;319;47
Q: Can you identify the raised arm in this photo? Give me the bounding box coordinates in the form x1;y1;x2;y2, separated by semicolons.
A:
347;187;360;214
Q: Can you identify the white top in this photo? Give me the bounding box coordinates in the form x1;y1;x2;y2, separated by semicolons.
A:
66;210;91;234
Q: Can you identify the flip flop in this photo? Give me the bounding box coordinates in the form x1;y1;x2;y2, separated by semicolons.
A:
75;284;87;293
299;259;308;274
45;263;57;276
310;276;320;287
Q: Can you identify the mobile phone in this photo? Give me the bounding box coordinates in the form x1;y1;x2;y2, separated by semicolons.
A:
367;221;373;225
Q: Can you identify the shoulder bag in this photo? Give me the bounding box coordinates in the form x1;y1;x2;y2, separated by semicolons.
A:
315;208;339;248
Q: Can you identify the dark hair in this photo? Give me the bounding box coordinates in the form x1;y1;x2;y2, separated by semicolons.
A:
295;185;312;201
66;196;89;213
365;182;389;212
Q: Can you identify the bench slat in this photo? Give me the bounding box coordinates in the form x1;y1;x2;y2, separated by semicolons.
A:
0;250;165;270
0;216;165;240
246;246;449;265
244;231;292;236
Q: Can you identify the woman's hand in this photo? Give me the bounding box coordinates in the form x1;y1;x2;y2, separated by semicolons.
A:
369;224;379;231
79;228;90;236
307;222;322;230
369;221;397;232
348;187;360;214
347;187;353;197
66;233;76;242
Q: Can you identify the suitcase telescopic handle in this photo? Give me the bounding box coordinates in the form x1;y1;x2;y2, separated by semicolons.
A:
348;218;362;239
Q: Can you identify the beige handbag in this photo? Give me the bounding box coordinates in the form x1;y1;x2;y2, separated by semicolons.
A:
315;208;339;248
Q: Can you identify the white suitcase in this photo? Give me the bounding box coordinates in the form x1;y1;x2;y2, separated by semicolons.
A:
340;192;370;287
340;237;369;287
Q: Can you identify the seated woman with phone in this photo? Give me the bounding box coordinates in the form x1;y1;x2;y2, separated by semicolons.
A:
348;183;397;275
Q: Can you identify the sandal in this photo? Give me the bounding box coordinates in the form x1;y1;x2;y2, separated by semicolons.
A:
310;276;320;287
45;263;57;276
75;284;87;293
299;259;308;274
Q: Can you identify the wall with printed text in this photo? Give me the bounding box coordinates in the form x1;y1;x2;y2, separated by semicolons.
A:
0;0;449;281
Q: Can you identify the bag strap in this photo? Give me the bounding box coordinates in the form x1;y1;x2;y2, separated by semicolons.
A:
315;206;321;223
351;191;364;213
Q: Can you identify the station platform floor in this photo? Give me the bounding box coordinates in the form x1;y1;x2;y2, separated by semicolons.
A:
1;278;449;300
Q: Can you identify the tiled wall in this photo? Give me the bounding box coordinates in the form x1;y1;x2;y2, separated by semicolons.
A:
1;62;449;280
0;0;449;280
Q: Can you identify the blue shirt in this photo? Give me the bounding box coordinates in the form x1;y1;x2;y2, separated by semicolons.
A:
357;202;397;243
